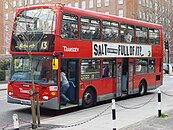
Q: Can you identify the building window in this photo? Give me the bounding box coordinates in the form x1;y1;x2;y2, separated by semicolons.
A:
5;3;8;9
24;0;28;5
48;0;51;1
5;25;9;32
74;2;78;8
138;11;142;19
142;0;145;6
42;0;45;3
5;34;9;43
118;9;124;17
89;0;94;8
5;14;8;20
13;0;16;7
146;0;149;7
105;0;109;6
149;1;152;8
97;0;101;7
118;0;123;4
30;0;33;5
35;0;39;4
82;1;86;9
13;12;16;19
67;3;72;7
19;0;22;6
143;12;145;19
139;0;142;4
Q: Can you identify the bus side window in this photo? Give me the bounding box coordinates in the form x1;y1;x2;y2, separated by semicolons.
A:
80;17;100;41
120;24;134;43
136;26;148;44
61;13;78;39
81;24;92;40
102;20;119;42
149;28;159;45
61;23;71;38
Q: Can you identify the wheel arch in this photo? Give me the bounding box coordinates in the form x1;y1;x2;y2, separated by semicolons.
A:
82;85;97;107
139;78;148;95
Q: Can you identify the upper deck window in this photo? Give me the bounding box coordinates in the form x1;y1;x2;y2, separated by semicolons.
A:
80;17;100;41
149;28;160;45
11;8;56;52
120;24;134;43
136;26;148;44
102;20;119;42
61;13;78;39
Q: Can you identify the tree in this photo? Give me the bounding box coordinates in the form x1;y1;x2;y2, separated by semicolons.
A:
137;0;173;63
2;1;56;128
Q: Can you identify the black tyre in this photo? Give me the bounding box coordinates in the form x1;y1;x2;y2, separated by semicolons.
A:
82;88;96;108
139;80;147;96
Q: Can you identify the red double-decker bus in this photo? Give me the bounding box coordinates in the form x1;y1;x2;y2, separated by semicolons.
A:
8;3;163;110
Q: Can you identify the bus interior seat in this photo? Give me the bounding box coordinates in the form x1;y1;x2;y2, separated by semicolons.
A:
66;81;76;102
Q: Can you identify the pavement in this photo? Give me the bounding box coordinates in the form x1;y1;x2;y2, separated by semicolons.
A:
0;81;7;91
1;74;173;130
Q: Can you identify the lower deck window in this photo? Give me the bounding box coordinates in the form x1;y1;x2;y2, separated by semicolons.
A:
81;59;100;80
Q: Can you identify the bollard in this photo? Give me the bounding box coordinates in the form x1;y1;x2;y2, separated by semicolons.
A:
13;114;19;130
158;89;161;117
112;99;116;130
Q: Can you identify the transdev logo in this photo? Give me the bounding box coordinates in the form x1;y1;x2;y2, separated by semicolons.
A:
49;86;58;91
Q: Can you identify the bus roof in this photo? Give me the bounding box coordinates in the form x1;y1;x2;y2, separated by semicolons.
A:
16;3;162;29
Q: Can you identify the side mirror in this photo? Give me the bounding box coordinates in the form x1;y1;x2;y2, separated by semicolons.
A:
52;58;58;70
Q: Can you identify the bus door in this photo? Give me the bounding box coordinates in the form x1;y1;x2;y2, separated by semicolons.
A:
116;59;122;97
122;58;128;96
128;59;134;95
121;58;134;95
60;59;79;108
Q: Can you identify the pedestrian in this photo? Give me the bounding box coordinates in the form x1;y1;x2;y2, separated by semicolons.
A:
60;67;70;105
102;65;109;78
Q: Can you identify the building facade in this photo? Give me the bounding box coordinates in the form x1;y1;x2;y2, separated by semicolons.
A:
1;0;173;62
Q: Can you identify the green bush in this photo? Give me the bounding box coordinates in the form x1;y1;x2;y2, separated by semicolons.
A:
0;70;5;81
0;59;10;70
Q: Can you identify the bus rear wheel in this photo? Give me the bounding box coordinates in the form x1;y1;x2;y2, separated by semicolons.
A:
139;80;147;96
82;88;96;108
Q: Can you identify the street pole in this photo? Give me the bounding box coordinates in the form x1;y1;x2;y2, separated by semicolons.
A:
167;41;170;74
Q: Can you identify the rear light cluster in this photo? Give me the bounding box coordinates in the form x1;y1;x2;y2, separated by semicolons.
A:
42;86;58;100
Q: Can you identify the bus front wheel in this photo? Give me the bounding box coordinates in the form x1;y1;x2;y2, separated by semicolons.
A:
82;88;96;108
139;80;147;96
